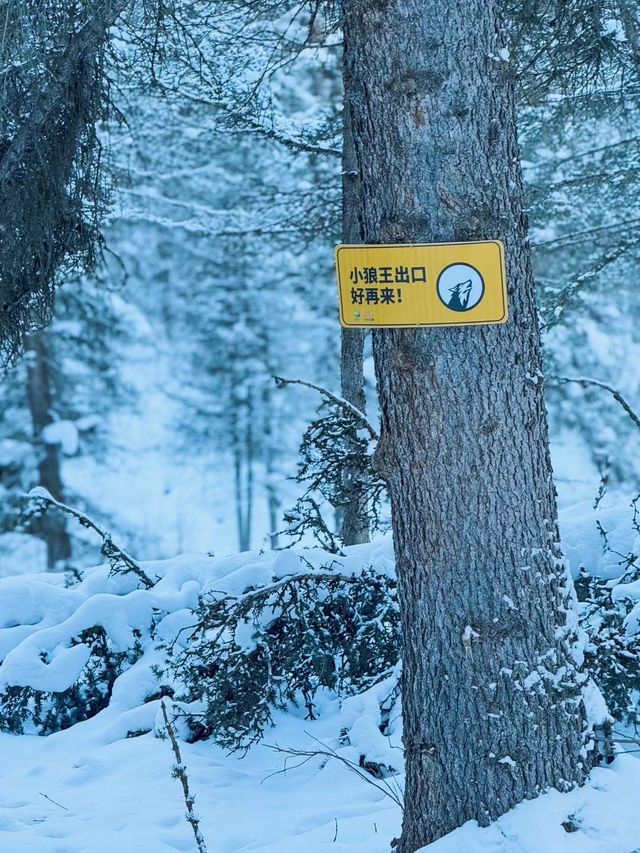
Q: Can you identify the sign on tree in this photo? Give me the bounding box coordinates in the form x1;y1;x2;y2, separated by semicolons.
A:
336;241;507;327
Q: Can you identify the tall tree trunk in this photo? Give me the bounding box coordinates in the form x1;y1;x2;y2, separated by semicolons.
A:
262;386;280;550
617;0;640;77
232;401;254;552
340;89;369;546
342;2;591;849
25;333;71;569
244;407;254;550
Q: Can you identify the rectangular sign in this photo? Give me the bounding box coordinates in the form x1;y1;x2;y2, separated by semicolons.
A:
335;241;508;328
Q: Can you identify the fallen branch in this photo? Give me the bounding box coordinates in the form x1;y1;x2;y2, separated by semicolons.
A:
262;733;404;809
27;488;155;589
207;570;358;608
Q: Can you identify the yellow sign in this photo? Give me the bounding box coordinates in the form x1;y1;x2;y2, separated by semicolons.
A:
335;241;507;328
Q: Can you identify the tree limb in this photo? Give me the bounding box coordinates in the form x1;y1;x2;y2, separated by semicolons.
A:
274;376;379;440
27;488;155;589
549;376;640;430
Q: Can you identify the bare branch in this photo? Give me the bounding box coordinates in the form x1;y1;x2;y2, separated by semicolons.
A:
27;488;155;589
263;733;404;809
549;377;640;430
274;376;379;440
161;701;209;853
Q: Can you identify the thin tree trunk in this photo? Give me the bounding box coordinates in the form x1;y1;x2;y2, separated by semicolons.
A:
25;333;71;569
340;87;369;546
232;423;246;551
617;0;640;77
342;2;591;849
244;408;254;550
262;386;280;549
232;403;254;553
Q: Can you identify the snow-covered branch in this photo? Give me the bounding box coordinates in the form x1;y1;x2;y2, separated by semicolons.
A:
274;376;379;440
550;376;640;430
27;488;155;590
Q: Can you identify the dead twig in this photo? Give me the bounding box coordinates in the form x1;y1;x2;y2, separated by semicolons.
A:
38;792;69;811
161;700;208;853
27;488;155;589
262;732;404;809
274;376;379;440
550;376;640;431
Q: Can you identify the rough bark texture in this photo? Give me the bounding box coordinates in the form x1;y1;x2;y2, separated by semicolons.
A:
340;91;369;546
618;0;640;77
25;334;71;569
342;2;591;849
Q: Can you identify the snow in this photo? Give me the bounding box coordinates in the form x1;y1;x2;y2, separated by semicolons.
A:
581;680;611;728
559;498;638;580
0;533;637;851
41;421;79;457
0;702;400;853
0;692;638;852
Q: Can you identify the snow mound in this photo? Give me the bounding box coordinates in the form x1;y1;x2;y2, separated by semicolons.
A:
421;755;640;853
0;537;395;734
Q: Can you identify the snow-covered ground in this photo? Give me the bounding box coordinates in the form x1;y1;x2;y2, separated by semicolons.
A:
0;698;639;852
0;504;639;852
0;702;400;853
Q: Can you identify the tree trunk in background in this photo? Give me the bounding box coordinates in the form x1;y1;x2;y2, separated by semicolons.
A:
25;333;71;569
339;88;369;546
232;394;255;553
342;1;591;849
262;386;280;550
617;0;640;76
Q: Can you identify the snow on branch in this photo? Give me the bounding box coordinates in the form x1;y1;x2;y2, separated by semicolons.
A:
27;488;155;589
550;376;640;430
274;376;379;440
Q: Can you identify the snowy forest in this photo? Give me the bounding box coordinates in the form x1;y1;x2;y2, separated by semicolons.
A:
0;1;640;851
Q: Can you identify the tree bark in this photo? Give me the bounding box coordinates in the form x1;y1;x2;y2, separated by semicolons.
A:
342;2;591;849
25;333;71;569
340;85;369;546
617;0;640;78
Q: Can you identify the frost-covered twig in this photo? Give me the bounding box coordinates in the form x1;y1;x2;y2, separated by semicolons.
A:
274;376;379;440
550;376;640;430
27;488;155;589
161;701;208;853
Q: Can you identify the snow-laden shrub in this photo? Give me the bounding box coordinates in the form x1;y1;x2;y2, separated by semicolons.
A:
163;557;399;750
0;623;143;734
0;498;398;745
0;564;190;735
571;497;640;732
5;490;638;759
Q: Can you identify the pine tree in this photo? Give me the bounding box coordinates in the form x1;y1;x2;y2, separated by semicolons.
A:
341;1;593;848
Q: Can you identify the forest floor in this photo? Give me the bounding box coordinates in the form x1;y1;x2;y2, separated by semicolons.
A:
0;701;639;852
0;495;639;852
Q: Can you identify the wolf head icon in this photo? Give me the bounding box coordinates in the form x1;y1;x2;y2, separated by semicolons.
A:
447;279;473;311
